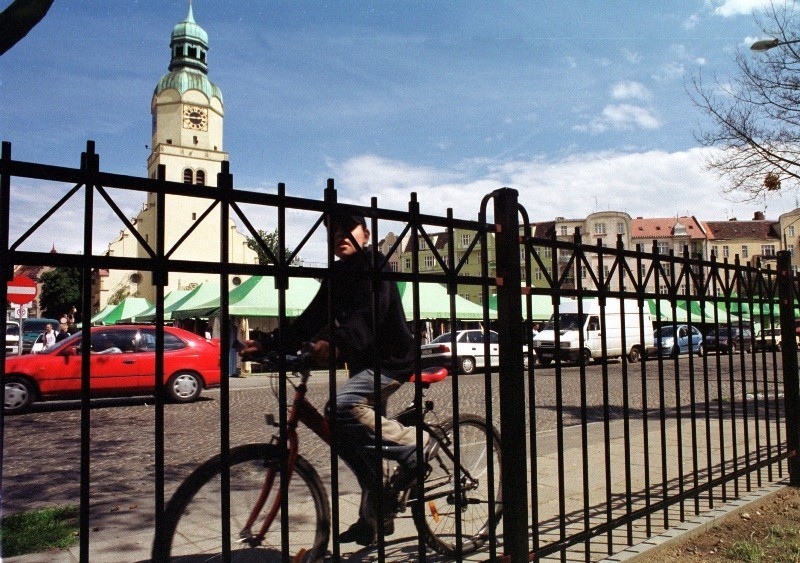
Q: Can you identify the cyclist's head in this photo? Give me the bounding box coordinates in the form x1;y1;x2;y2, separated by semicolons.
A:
327;213;369;259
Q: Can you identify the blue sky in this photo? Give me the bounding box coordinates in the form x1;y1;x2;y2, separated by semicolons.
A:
1;0;796;256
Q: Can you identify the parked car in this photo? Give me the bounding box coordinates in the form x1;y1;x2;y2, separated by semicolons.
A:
5;321;20;355
3;325;221;414
654;325;704;357
420;329;499;375
704;326;753;354
749;328;783;353
20;317;60;353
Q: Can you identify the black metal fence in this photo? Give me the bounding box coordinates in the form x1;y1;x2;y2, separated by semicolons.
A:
1;140;797;561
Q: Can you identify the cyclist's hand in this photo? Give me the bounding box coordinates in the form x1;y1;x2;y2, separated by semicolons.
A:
307;340;334;367
238;339;262;359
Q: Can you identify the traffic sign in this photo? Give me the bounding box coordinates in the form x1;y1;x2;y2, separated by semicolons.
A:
13;305;28;319
7;276;37;305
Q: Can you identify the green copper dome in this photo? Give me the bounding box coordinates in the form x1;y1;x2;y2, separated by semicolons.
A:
154;4;222;103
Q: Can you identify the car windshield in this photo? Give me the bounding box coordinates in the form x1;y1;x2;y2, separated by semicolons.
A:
6;323;19;336
431;333;452;344
658;326;675;338
543;313;584;331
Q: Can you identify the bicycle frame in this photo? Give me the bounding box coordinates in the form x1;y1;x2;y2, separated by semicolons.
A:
242;368;329;545
241;363;454;547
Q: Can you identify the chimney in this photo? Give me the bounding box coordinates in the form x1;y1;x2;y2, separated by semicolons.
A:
753;211;765;220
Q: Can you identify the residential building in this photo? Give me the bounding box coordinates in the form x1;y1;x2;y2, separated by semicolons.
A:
704;213;780;270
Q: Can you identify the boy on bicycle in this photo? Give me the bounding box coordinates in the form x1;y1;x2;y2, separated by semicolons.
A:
242;211;419;546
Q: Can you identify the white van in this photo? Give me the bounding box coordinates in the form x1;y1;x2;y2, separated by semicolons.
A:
531;298;655;365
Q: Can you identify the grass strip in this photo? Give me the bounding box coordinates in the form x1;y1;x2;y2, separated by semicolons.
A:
1;505;79;557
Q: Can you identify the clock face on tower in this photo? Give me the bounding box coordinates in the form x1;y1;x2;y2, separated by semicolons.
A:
182;105;208;131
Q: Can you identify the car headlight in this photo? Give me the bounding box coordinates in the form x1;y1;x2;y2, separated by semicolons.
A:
531;340;540;348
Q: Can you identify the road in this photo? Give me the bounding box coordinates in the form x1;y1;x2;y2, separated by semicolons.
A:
1;351;786;560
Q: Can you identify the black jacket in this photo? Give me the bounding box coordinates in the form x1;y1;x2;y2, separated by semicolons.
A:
279;252;415;380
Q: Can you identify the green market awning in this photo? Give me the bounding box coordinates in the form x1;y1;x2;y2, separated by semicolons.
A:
123;289;191;322
488;293;555;321
173;276;320;318
90;297;152;325
396;282;495;320
167;282;223;320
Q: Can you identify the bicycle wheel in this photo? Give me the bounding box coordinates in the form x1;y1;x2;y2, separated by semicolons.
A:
412;413;502;556
156;443;330;562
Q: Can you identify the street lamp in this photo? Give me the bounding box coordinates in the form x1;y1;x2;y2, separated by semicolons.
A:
750;37;800;52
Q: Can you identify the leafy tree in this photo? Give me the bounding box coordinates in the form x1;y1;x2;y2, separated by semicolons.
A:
38;267;81;320
246;228;290;266
0;0;55;56
691;2;800;201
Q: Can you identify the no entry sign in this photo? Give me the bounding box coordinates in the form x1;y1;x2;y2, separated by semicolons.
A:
7;276;37;305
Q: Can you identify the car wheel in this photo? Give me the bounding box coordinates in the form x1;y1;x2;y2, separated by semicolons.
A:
459;357;476;375
697;345;704;357
539;357;552;366
579;349;592;366
167;371;202;403
627;346;642;363
777;343;782;352
5;376;35;414
671;345;680;358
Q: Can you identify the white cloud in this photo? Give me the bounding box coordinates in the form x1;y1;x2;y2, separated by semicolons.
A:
713;0;771;17
328;148;792;233
683;14;701;29
574;104;661;133
611;81;652;101
622;49;642;64
652;61;686;83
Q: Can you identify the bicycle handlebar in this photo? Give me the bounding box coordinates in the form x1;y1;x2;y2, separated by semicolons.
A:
242;350;314;373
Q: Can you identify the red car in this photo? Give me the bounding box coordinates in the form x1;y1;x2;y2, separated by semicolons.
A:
4;325;221;414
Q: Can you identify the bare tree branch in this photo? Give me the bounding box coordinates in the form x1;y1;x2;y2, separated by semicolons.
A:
0;0;55;56
690;1;800;200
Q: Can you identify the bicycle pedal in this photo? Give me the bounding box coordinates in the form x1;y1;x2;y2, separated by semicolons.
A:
264;413;279;427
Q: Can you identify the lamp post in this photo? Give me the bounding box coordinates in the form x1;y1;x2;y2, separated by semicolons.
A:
750;37;800;52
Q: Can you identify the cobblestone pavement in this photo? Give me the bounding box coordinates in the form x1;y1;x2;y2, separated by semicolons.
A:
1;353;783;561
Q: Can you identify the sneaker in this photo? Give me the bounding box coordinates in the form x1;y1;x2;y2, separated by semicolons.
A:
337;518;395;546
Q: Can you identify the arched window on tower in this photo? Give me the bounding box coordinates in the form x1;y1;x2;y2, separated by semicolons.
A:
196;170;206;186
183;168;193;184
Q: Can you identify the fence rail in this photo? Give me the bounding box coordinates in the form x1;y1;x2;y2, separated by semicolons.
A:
0;140;797;561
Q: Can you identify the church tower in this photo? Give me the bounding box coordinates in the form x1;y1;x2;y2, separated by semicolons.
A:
148;3;226;184
92;4;256;311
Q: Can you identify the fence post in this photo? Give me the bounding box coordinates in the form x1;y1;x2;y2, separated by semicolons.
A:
493;188;529;559
777;251;800;486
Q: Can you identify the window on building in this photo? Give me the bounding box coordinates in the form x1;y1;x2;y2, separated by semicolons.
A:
543;247;552;258
183;168;193;184
405;258;411;270
389;262;398;272
419;239;427;250
762;244;776;256
742;245;748;258
617;222;625;235
789;226;796;237
603;266;610;279
191;213;197;221
195;170;205;186
658;284;668;294
534;268;543;281
594;223;607;235
723;245;729;259
559;225;568;236
657;241;669;255
460;234;470;247
711;245;718;258
424;255;434;269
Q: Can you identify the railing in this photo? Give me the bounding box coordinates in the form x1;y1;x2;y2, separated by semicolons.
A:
0;140;797;561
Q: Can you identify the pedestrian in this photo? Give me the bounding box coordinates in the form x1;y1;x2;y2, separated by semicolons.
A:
531;322;540;337
55;318;71;343
241;212;419;546
42;323;56;350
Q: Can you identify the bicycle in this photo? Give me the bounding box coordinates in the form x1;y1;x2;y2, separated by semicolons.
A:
154;352;502;561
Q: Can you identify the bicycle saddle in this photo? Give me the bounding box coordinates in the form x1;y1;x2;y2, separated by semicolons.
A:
409;366;448;386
